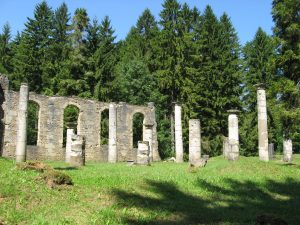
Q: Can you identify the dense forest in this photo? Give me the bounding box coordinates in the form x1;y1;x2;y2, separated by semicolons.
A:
0;0;299;159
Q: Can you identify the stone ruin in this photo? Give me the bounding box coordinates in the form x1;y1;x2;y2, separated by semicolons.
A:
0;75;294;163
0;75;160;163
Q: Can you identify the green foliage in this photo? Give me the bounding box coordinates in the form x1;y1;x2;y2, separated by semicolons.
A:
27;101;39;145
1;0;299;157
100;109;109;145
133;113;144;148
63;105;79;146
272;0;300;83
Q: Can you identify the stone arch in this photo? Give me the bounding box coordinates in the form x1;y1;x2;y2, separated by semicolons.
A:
27;100;41;145
63;104;80;147
132;112;145;148
100;107;109;146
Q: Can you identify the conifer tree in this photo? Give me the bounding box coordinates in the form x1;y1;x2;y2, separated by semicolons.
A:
94;16;118;101
241;28;277;155
12;1;54;92
0;23;12;74
272;0;300;151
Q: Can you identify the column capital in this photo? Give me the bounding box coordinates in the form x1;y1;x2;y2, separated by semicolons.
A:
227;109;240;115
254;83;266;90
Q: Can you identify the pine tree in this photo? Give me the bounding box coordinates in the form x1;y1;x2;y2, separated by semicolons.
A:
0;23;12;74
57;8;91;98
46;2;71;95
272;0;300;151
12;1;54;92
241;28;277;155
272;0;300;83
94;16;118;101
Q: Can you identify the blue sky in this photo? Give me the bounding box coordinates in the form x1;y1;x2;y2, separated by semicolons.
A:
0;0;274;45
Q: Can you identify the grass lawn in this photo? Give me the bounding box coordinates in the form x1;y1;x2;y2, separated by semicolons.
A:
0;155;300;225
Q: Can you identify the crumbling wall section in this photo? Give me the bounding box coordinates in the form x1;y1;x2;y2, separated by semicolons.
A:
0;75;159;162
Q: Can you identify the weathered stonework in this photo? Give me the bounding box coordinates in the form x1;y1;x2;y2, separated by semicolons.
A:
227;110;239;161
15;83;29;162
108;103;117;163
256;86;269;161
223;137;229;158
0;75;160;162
189;119;201;163
136;141;150;165
283;139;292;162
65;128;74;163
174;104;183;163
70;134;85;166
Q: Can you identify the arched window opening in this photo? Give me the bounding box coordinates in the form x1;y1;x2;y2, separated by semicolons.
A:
63;105;79;147
100;109;109;145
133;113;144;148
27;101;39;145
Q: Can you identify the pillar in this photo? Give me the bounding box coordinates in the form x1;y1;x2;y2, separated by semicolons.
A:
70;134;85;166
65;128;74;163
283;139;292;162
227;110;239;161
15;83;29;162
175;104;183;163
189;119;201;163
256;86;269;161
223;137;229;159
108;102;117;163
143;122;153;162
136;141;150;165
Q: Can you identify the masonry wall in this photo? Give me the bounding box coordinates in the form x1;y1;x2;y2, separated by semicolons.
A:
0;75;159;162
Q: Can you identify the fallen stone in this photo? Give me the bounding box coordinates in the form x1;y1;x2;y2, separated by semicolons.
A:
189;158;207;168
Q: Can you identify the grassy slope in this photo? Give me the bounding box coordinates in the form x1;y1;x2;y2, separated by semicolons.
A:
0;155;300;225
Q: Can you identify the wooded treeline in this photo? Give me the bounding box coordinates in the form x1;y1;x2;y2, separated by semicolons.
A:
0;0;299;158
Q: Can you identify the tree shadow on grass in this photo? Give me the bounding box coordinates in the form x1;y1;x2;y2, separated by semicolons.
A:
280;163;300;169
112;177;300;225
53;167;78;171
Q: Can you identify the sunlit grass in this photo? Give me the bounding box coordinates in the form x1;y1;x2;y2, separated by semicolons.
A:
0;155;300;224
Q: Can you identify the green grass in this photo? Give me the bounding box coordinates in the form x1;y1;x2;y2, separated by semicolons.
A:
0;155;300;225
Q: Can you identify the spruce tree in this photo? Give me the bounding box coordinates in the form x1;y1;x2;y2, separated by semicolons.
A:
241;28;277;155
0;23;12;74
12;1;54;92
272;0;300;151
94;16;118;101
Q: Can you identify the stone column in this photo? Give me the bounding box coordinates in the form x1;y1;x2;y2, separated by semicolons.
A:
15;83;29;162
175;104;183;163
283;139;292;162
136;141;150;165
256;85;269;161
227;110;239;161
70;134;85;166
189;119;201;163
223;137;229;159
108;103;117;163
143;122;153;162
65;128;74;163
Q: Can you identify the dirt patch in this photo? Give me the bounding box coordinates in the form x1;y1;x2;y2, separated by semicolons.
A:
17;161;51;172
40;170;73;189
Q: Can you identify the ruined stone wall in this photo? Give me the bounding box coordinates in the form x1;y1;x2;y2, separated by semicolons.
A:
0;75;159;162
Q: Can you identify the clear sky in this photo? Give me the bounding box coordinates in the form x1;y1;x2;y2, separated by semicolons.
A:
0;0;274;45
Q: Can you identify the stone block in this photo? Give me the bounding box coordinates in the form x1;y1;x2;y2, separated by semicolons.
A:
69;134;85;167
136;141;150;165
